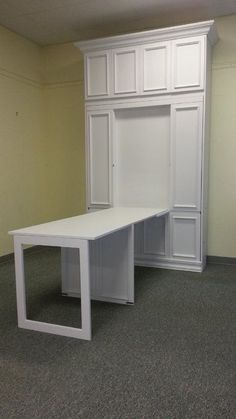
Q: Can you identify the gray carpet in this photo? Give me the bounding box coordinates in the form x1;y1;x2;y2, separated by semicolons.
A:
0;248;235;419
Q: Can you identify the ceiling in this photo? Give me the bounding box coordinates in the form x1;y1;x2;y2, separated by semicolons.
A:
0;0;235;46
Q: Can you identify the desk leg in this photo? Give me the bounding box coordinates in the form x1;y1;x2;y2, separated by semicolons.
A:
14;237;27;328
13;236;91;340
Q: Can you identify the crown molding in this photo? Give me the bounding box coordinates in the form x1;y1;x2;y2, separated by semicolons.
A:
75;20;218;53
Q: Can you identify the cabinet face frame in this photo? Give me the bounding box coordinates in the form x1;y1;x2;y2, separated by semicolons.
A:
85;51;110;99
141;41;171;94
86;110;113;209
112;47;139;96
170;212;201;260
171;36;205;91
170;101;203;212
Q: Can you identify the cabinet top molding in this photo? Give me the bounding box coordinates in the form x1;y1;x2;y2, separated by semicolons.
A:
75;20;217;53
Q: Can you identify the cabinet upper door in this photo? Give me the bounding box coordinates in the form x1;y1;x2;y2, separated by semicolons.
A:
85;51;110;99
172;36;205;91
171;102;203;211
87;111;112;208
141;42;171;94
112;47;139;96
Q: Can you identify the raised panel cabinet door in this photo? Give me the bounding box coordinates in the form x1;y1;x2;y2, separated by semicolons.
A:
113;47;139;95
170;212;200;260
87;112;112;208
172;36;204;91
144;215;168;257
85;51;110;98
141;42;171;93
171;102;203;211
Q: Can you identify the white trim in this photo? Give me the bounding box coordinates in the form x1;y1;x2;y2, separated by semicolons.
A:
85;92;204;112
75;21;217;52
135;257;203;272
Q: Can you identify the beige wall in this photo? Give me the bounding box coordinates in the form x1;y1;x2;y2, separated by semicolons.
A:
208;15;236;257
1;15;236;257
0;28;85;256
0;26;46;256
42;44;86;221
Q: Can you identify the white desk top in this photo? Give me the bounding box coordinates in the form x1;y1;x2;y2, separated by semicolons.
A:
9;207;168;240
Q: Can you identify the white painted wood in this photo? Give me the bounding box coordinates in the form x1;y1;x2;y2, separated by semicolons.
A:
113;47;138;95
13;235;92;340
141;42;170;93
61;248;81;295
172;36;204;91
134;221;144;257
87;111;112;207
85;51;110;98
13;237;27;327
9;208;168;241
170;212;201;260
79;240;91;339
135;257;203;272
144;214;168;257
98;226;134;302
171;102;202;211
62;227;134;304
85;92;204;111
113;106;170;208
76;21;217;53
75;20;217;273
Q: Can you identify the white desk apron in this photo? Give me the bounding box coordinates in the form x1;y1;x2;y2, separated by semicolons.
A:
9;207;168;340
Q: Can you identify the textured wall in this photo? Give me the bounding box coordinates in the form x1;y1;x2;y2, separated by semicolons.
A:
208;15;236;256
0;30;85;256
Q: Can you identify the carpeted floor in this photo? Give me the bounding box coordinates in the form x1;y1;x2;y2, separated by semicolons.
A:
0;247;235;419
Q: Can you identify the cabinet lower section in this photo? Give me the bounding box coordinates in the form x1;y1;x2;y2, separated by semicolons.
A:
61;210;205;303
135;211;204;272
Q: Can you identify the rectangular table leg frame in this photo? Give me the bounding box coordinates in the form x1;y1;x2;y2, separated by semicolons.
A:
14;236;92;340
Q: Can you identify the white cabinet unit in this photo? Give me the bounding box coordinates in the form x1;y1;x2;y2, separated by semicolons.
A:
70;19;217;284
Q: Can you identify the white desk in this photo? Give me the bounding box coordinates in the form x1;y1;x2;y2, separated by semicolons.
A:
9;207;168;340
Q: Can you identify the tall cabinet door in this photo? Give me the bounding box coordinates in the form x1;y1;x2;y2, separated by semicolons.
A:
87;111;112;209
171;102;203;211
